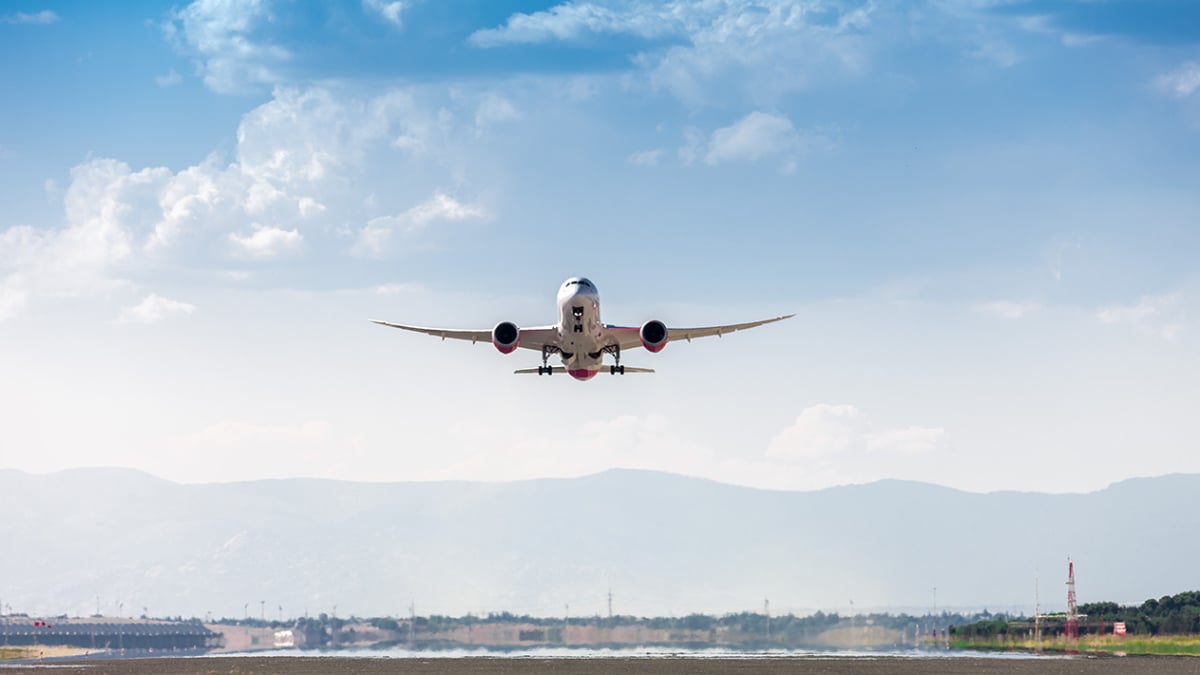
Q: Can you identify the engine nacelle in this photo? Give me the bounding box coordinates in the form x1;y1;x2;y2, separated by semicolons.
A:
640;319;669;353
491;321;520;354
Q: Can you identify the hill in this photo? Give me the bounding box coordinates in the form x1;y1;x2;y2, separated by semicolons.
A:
1;468;1197;619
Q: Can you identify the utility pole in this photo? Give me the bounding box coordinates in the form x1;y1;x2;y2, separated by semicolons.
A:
564;604;569;644
607;589;613;624
408;602;415;645
764;598;771;642
1034;575;1041;643
260;600;265;623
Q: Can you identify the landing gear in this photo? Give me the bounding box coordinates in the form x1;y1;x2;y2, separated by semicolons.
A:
603;344;624;375
539;345;561;376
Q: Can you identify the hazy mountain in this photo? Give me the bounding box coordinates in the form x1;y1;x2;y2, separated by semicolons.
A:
1;468;1196;620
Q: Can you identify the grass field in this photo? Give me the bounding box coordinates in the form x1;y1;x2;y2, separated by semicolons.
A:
952;634;1200;656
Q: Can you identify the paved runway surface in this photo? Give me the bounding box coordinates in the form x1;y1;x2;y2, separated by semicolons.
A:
9;655;1197;674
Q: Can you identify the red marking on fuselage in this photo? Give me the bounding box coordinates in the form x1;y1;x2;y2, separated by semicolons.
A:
568;369;598;381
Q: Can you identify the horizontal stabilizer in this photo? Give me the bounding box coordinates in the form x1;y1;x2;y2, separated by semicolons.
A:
513;366;656;375
514;366;567;375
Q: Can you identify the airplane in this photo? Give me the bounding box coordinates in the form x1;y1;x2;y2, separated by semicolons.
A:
371;277;793;381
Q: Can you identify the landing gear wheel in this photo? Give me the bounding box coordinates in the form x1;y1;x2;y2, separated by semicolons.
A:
610;365;625;375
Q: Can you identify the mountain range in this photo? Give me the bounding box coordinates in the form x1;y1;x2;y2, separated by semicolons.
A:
1;468;1196;620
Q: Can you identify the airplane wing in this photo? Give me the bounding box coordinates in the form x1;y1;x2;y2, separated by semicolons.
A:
370;320;560;352
604;314;794;351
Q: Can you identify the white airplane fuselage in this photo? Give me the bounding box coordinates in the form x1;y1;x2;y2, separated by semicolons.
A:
554;277;605;380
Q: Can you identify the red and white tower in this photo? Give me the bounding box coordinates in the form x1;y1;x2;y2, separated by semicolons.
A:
1065;558;1079;640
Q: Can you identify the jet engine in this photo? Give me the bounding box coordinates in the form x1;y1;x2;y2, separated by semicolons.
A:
639;319;669;353
492;321;520;354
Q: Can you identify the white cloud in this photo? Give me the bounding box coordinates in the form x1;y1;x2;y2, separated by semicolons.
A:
705;111;799;165
155;69;183;87
767;403;947;463
1096;294;1184;340
117;293;196;323
372;282;423;295
1154;62;1200;99
176;419;329;450
866;426;945;456
229;225;303;258
363;0;408;27
468;2;681;47
695;111;829;169
0;85;477;318
474;93;521;136
166;0;290;95
628;148;663;166
471;1;874;105
1;10;58;24
353;192;486;258
975;300;1040;320
0;288;28;320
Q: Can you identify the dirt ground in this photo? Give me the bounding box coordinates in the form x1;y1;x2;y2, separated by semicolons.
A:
10;655;1198;675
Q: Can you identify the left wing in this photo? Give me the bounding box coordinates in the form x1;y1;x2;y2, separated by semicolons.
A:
370;320;560;352
604;314;794;351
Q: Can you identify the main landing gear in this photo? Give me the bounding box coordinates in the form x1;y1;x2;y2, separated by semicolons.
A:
538;345;563;376
603;344;624;375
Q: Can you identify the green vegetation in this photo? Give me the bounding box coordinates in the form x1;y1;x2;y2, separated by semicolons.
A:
950;591;1200;656
950;635;1200;656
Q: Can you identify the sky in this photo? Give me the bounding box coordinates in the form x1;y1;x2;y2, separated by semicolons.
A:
1;0;1198;494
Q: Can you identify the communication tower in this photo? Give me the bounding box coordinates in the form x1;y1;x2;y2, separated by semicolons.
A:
1065;558;1079;640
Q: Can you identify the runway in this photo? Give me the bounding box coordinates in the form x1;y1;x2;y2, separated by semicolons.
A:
6;655;1197;674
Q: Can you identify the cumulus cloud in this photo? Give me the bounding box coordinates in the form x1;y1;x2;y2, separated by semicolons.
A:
117;293;196;323
1;10;59;24
0;85;481;319
767;403;946;462
166;0;290;94
468;2;682;47
363;0;408;27
229;225;303;258
766;404;863;461
705;111;798;164
1096;294;1184;340
683;111;829;169
1154;62;1200;99
353;192;486;258
471;1;875;104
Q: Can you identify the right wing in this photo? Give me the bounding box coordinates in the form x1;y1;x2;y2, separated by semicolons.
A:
370;320;560;352
604;314;795;351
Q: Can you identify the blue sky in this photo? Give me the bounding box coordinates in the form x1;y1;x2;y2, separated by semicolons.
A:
1;1;1198;496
